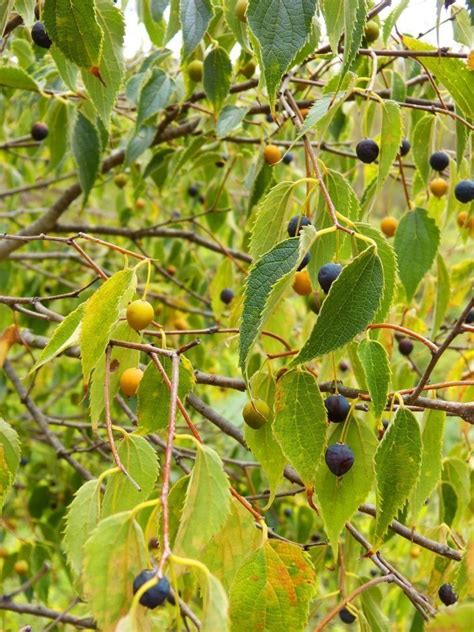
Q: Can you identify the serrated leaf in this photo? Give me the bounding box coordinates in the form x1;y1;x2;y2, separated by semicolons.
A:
377;101;402;190
382;0;409;43
229;540;316;632
81;0;125;123
193;566;229;632
216;105;248;138
409;410;445;521
31;302;84;373
83;512;147;632
136;69;173;128
249;182;295;258
357;339;391;419
44;0;104;68
394;207;440;301
137;356;194;434
72;113;101;203
174;444;231;558
203;47;232;112
273;370;327;487
432;254;450;338
315;416;377;555
412;115;434;185
46;100;70;170
223;0;249;50
80;269;136;384
326;169;361;221
102;434;159;517
179;0;213;57
451;6;473;47
321;0;344;53
374;407;421;543
63;479;100;576
0;418;20;510
247;0;317;106
340;0;367;82
292;248;384;365
0;66;39;91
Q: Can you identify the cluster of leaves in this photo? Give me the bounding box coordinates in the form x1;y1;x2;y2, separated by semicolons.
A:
0;0;473;631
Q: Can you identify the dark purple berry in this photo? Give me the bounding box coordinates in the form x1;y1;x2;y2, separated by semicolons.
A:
466;309;474;324
438;583;457;606
398;338;414;356
265;113;274;123
318;262;342;293
429;151;449;172
31;122;48;141
287;215;312;237
339;607;356;623
133;570;170;609
325;443;354;476
297;253;310;271
187;185;199;197
215;155;227;168
339;360;349;372
325;394;350;423
31;21;52;49
283;508;292;517
220;288;234;305
399;139;410;157
282;152;294;165
356;139;379;164
454;180;474;204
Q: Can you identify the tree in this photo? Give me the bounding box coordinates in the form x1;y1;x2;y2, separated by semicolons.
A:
0;0;473;630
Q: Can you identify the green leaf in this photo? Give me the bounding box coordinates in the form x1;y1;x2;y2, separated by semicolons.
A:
46;100;70;170
0;418;20;510
137;356;194;434
80;269;136;384
63;479;100;576
325;169;361;221
179;0;213;58
247;0;317;106
321;0;344;53
451;6;473;47
292;248;384;365
223;0;249;50
81;0;125;123
403;36;474;119
102;434;159;517
230;540;316;632
124;125;155;166
83;512;147;632
72;113;101;203
377;101;403;190
203;47;232;112
315;416;377;555
340;0;367;82
193;566;230;632
412;115;434;185
249;181;295;258
136;69;173;128
44;0;104;68
394;207;440;301
0;66;39;91
273;370;327;487
382;0;409;43
357;339;391;419
174;443;231;558
216;105;248;138
432;254;450;338
31;302;84;373
409;410;445;522
374;407;422;544
361;584;390;631
426;604;474;632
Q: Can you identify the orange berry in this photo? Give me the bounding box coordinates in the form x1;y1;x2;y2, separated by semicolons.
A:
429;178;449;198
126;300;154;331
135;198;146;210
457;211;468;228
119;368;144;397
0;546;9;558
264;144;282;165
410;546;421;559
300;108;309;119
173;318;188;331
292;270;312;296
14;560;28;575
380;216;398;237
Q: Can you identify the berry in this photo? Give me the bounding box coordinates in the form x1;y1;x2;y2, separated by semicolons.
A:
31;21;52;48
31;122;48;141
364;20;380;43
126;300;154;330
187;184;199;197
339;607;356;624
119;368;144;397
173;318;188;331
292;270;312;296
215;155;228;168
135;198;146;210
356;139;379;164
325;443;354;476
236;0;248;23
410;546;421;559
429;178;448;198
241;60;256;78
454;180;474;204
380;216;398;238
283;508;292;518
264;144;282;165
325;394;351;423
242;399;270;429
429;151;449;172
282;152;294;165
465;309;474;324
297;253;310;271
133;570;171;609
399;139;411;157
265;113;274;123
14;560;29;575
339;360;349;372
287;215;312;237
0;546;9;558
438;583;457;606
300;108;310;118
318;262;342;293
398;338;414;356
307;291;322;314
220;288;234;305
187;60;203;82
114;173;128;189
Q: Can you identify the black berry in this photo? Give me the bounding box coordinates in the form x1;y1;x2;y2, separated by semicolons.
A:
31;122;48;141
187;185;199;197
325;443;354;476
287;215;312;237
318;262;342;293
282;152;294;165
325;394;350;423
429;151;449;172
265;113;274;123
339;360;349;372
398;338;414;356
215;155;227;168
466;309;474;324
356;139;379;164
31;21;52;49
454;180;474;204
220;288;234;305
339;607;356;623
438;583;457;606
283;508;292;517
133;570;170;609
297;253;310;271
399;139;411;157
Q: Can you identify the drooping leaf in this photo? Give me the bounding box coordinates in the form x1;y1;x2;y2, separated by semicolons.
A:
340;0;367;82
382;0;409;43
124;125;156;166
451;6;473;47
72;113;101;203
230;540;316;632
357;339;391;419
432;254;450;338
374;407;422;543
0;418;20;510
325;169;361;221
193;566;230;632
394;207;440;301
321;0;344;53
273;370;327;487
249;181;295;258
47;99;70;170
216;105;249;138
63;479;100;576
203;47;232;112
179;0;213;58
0;66;39;91
377;101;403;190
412;115;434;185
292;247;384;365
136;69;173;128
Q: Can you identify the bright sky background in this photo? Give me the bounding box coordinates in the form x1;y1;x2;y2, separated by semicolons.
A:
123;0;467;59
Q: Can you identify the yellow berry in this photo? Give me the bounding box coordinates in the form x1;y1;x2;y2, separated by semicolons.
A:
429;178;449;198
14;560;28;575
410;546;421;559
119;368;144;397
380;216;398;237
292;270;312;296
236;0;248;22
242;399;270;429
264;144;282;165
173;318;188;331
188;60;203;82
126;300;154;330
